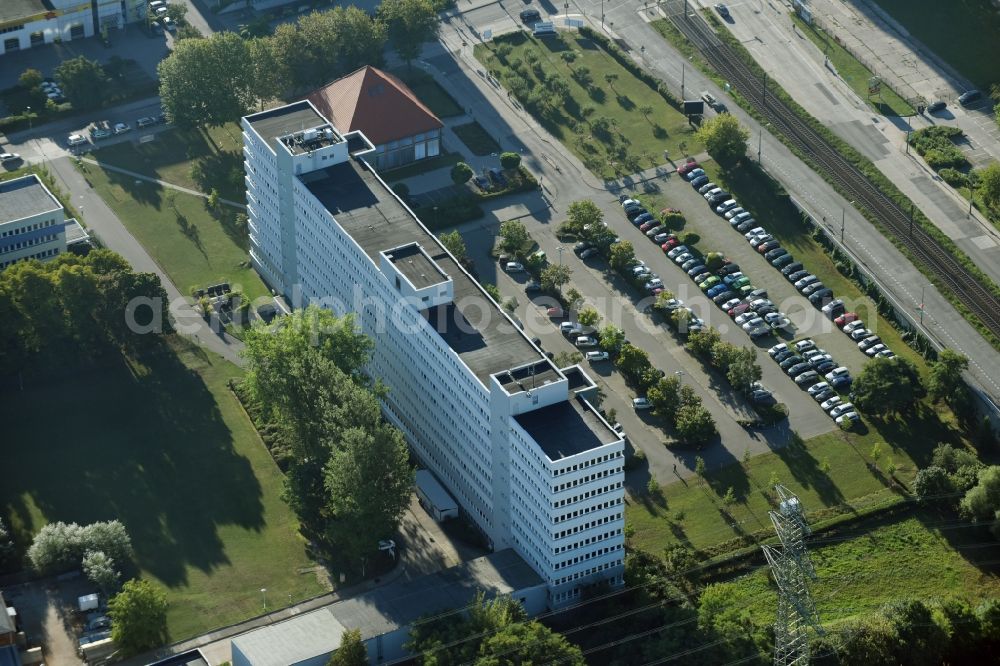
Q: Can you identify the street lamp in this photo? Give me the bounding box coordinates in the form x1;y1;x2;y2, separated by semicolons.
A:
26;106;32;131
757;123;771;163
260;588;267;613
557;246;564;266
918;284;927;325
841;201;855;244
601;0;605;28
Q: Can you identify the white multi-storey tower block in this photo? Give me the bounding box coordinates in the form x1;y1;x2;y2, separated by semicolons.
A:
242;101;625;607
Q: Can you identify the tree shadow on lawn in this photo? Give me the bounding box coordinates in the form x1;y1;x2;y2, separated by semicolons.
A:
773;432;847;508
913;505;1000;573
190;149;245;203
103;165;164;209
0;340;265;587
866;402;966;469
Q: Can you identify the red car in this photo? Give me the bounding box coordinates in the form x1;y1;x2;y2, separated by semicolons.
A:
661;238;680;251
677;161;699;176
728;302;751;317
640;220;659;232
835;312;859;328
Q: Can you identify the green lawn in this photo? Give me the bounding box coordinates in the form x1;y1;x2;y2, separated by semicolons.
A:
871;0;1000;90
452;121;501;156
76;159;270;302
705;514;1000;627
87;123;246;203
792;15;915;117
0;338;326;640
390;68;464;118
475;32;702;179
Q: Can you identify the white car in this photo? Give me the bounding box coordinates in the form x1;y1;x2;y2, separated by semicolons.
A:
794;275;818;289
505;261;525;273
858;336;881;351
865;343;888;357
843;320;866;334
633;397;652;410
0;153;21;164
822;299;845;315
735;312;757;326
836;412;860;426
722;298;742;312
743;227;765;240
850;327;873;341
769;343;788;358
820;396;842;411
560;322;582;335
661;298;684;310
715;199;738;214
667;245;689;259
807;381;830;396
703;187;723;200
825;367;850;382
768;316;791;330
877;349;895;359
829;403;855;418
741;317;765;332
724;207;745;220
66;133;88;147
575;336;598;348
586;351;609;362
673;252;693;265
794;339;816;353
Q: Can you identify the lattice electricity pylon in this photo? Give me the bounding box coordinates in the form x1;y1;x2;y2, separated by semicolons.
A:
762;485;823;666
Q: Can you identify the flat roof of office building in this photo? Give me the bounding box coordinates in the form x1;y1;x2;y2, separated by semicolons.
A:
0;174;61;225
245;102;326;153
515;395;620;461
231;549;543;666
300;159;546;385
0;0;50;24
385;243;448;289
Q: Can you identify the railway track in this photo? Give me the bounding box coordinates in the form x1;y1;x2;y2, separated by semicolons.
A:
666;2;1000;339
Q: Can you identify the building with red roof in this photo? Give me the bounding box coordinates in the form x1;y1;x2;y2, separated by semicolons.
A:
307;65;444;171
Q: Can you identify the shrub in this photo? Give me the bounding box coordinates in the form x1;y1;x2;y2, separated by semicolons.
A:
27;520;133;575
108;579;169;655
83;550;120;594
938;167;968;187
499;151;522;170
661;211;686;230
679;232;700;246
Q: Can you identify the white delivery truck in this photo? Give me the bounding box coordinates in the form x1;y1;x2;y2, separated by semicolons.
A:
415;470;459;522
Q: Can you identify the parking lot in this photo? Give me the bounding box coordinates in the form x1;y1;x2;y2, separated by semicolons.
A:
2;577;92;666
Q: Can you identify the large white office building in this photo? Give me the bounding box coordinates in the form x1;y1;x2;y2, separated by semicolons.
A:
0;174;69;270
241;101;625;607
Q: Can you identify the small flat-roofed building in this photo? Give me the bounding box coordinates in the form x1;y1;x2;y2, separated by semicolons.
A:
242;101;624;609
230;550;546;666
307;66;444;171
0;174;68;270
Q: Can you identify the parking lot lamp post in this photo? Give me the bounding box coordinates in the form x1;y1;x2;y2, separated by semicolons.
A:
557;246;564;266
919;284;926;326
260;588;267;613
26;106;31;131
841;201;854;244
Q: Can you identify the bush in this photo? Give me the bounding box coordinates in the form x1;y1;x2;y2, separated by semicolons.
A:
661;211;686;230
27;520;133;575
938;167;968;187
109;579;169;656
499;151;522;170
679;232;700;246
83;550;121;594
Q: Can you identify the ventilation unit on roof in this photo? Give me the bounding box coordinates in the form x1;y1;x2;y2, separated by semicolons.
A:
324;128;335;141
302;128;319;142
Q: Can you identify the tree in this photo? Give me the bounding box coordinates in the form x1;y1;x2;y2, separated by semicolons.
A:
477;620;585;665
685;327;721;357
108;579;169;656
695;114;750;164
704;252;724;271
960;466;1000;537
598;324;626;352
615;344;650;383
483;283;501;301
609;240;636;272
325;425;414;569
0;518;15;574
540;263;572;293
82;550;120;594
928;349;969;404
565;287;583;311
932;442;984;492
499;152;522;170
158;32;256;128
913;465;952;501
247;37;283;107
726;347;761;391
647;375;681;420
497;220;530;256
852;357;925;416
378;0;439;66
27;520;133;575
327;628;367;666
567;200;603;231
165;3;188;23
451;161;474;185
978;162;1000;208
676;405;717;444
577;306;600;327
18;68;43;91
722;486;737;506
55;56;107;110
438;230;467;262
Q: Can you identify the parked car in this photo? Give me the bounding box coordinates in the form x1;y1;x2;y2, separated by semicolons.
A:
0;153;22;165
683;166;704;180
843;320;866;334
865;343;888;357
633;397;652;410
579;247;599;259
137;116;158;128
690;174;710;189
525;280;541;292
927;100;946;114
807;381;830;397
698;182;718;194
715;199;738;214
801;281;826;296
808;288;835;305
505;261;524;273
781;263;804;277
795;370;820;386
712;290;737;305
769;343;789;358
519;8;541;22
849;327;872;341
794;275;818;290
575;336;598;348
829;403;855;418
834;312;859;328
586;351;609;362
772;254;795;268
825;367;850;382
959;89;982;106
113;122;131;134
794;339;816;353
547;306;564;317
764;247;788;262
688;264;708;277
836;412;860;427
858;335;881;351
678;161;701;176
820;396;842;411
66;133;88;147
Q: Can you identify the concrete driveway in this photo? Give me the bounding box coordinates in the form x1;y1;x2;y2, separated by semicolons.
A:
2;577;94;666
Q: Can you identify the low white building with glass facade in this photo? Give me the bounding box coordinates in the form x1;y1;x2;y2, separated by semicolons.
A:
0;0;143;55
0;174;69;270
241;101;625;608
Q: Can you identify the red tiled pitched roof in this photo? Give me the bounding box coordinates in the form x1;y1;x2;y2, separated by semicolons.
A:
306;66;444;146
